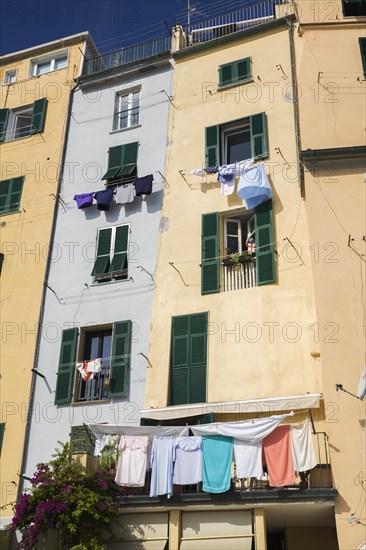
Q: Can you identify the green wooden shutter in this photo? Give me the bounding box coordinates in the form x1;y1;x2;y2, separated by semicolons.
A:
109;320;131;398
102;145;123;179
219;62;233;87
170;313;208;405
0;109;9;142
255;199;275;285
0;177;24;216
359;38;366;79
201;212;220;295
55;327;78;405
205;125;220;167
91;228;112;277
250;112;268;159
171;316;190;405
30;98;47;134
0;423;5;455
70;425;96;455
0;179;12;215
121;142;138;175
189;313;207;403
237;58;251;82
9;176;24;213
110;225;128;275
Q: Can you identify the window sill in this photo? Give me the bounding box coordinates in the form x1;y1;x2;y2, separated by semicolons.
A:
0;208;21;217
217;78;253;91
71;399;110;406
1;134;34;144
91;277;131;287
110;124;141;135
28;65;69;79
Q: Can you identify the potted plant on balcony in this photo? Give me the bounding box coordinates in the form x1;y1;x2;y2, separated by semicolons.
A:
222;250;253;271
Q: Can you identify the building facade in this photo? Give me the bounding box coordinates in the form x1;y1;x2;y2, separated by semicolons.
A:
295;0;366;548
0;33;95;530
22;34;172;491
136;9;338;550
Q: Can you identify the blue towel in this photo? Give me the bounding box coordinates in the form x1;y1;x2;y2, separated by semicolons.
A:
237;164;272;209
202;435;233;493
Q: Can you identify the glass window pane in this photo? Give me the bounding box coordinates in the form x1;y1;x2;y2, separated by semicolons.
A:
226;221;239;236
36;61;51;75
227;236;239;254
14;114;32;139
227;131;251;164
54;56;67;70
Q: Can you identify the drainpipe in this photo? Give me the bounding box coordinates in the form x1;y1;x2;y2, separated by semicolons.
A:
287;16;303;195
15;79;79;509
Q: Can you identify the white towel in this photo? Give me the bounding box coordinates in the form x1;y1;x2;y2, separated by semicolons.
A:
290;419;317;472
234;440;263;478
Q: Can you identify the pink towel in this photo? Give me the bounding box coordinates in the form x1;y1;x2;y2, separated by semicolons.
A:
262;425;295;487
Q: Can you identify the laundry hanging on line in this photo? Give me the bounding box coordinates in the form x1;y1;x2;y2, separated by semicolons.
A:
76;358;102;381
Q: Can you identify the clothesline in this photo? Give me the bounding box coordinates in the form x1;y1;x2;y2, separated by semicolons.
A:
90;415;318;497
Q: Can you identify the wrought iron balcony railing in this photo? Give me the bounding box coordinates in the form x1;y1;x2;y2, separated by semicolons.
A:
82;35;171;77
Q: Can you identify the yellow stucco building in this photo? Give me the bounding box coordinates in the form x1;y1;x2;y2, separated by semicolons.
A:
0;33;96;530
139;12;339;550
295;1;366;548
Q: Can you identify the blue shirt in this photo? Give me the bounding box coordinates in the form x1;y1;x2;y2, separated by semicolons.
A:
149;437;175;498
202;435;233;493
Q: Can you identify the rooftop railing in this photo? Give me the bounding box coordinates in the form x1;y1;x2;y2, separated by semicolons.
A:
82;35;171;77
186;1;275;45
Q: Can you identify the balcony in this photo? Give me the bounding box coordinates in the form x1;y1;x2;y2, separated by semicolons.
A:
82;35;171;77
186;1;275;46
222;256;256;291
87;430;336;506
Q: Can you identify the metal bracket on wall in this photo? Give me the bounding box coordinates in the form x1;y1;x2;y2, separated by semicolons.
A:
178;170;194;190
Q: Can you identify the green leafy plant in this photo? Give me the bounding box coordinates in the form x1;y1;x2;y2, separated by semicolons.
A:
7;443;122;550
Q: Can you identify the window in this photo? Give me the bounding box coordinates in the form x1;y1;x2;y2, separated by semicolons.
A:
341;0;366;16
0;177;24;216
205;112;268;167
102;142;139;184
0;423;4;455
91;224;129;282
359;38;366;78
30;50;68;77
0;98;48;142
114;89;140;130
75;329;112;402
70;425;96;455
3;69;17;84
218;57;252;88
54;321;132;405
201;200;275;295
170;313;208;406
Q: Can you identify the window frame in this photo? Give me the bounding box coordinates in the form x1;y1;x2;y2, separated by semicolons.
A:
205;112;268;168
55;321;132;405
6;104;34;141
113;87;141;131
218;57;252;88
73;327;113;403
91;223;130;283
221;118;251;166
29;49;69;77
0;176;25;216
3;68;17;85
359;37;366;79
223;212;256;255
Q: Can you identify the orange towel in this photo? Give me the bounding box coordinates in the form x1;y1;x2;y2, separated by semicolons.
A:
262;425;295;487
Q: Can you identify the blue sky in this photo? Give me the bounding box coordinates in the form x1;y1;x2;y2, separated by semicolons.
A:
0;0;249;55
